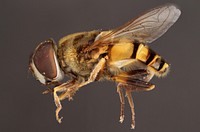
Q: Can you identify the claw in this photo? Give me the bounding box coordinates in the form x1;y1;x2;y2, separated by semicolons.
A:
119;115;124;123
68;97;73;101
57;116;63;124
131;124;135;129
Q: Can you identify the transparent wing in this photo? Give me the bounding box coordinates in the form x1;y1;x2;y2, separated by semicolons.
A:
108;4;181;43
86;4;181;51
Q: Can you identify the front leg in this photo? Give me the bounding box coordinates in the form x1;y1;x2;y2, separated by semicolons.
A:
53;80;77;123
53;57;107;123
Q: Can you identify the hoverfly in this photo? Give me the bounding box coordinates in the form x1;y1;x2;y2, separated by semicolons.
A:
29;4;181;129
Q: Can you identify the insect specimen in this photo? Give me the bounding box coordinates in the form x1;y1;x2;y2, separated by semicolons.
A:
29;4;181;129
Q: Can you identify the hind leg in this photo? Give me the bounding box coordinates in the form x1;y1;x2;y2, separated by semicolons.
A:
113;69;155;129
125;89;135;129
117;83;125;123
122;83;155;129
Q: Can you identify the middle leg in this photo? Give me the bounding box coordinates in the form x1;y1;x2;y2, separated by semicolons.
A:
58;57;107;101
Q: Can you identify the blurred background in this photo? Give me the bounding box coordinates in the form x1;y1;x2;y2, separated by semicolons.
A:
1;0;199;131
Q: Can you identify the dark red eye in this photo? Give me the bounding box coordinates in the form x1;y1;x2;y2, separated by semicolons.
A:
33;40;57;79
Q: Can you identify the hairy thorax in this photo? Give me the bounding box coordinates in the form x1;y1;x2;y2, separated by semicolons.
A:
57;31;101;78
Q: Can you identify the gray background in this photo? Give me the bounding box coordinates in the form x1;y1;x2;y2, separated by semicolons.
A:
1;0;199;131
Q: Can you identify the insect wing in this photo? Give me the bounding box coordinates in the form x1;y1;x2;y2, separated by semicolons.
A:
86;4;181;51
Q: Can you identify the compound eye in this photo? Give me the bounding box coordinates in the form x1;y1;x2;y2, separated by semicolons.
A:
33;40;57;79
30;39;63;84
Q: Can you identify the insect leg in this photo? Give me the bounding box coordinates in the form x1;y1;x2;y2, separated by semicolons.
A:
59;57;107;101
53;89;63;123
58;84;79;101
53;86;65;123
53;57;107;123
86;56;107;83
53;80;77;123
125;89;135;129
120;83;154;129
117;83;125;123
112;69;155;129
112;69;155;92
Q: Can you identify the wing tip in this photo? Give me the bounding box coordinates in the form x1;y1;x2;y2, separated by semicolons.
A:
165;3;181;19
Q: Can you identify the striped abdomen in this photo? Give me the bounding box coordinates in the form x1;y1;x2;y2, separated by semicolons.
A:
110;42;170;77
132;43;169;77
